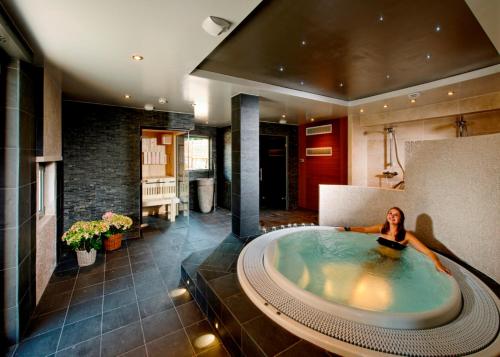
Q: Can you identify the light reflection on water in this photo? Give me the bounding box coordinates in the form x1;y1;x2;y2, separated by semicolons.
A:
274;230;454;313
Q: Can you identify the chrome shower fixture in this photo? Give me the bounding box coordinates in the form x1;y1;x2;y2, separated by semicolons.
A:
456;116;468;137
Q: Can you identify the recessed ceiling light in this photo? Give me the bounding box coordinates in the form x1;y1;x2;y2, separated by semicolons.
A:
378;14;384;22
124;94;131;99
386;74;390;79
158;97;167;104
360;108;364;113
192;103;196;107
310;118;315;122
279;66;285;72
383;104;388;108
448;91;454;96
435;25;441;32
410;99;416;103
281;114;286;118
339;82;344;87
301;40;307;46
300;80;304;85
132;55;144;61
426;53;432;60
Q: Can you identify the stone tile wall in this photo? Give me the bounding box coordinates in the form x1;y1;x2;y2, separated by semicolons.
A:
62;102;194;231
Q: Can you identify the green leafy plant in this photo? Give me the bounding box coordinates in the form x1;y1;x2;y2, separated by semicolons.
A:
61;220;109;252
102;212;133;237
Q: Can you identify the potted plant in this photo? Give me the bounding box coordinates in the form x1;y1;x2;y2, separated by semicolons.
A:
62;220;109;267
102;212;133;251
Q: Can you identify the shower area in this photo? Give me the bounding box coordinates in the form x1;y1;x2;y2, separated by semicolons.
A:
362;110;500;189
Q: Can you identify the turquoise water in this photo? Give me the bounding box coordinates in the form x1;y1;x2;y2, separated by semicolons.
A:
273;230;456;313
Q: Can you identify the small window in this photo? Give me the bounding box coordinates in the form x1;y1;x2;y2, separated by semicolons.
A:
38;164;45;216
185;136;210;170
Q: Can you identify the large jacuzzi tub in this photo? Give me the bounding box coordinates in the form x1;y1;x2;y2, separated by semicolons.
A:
237;226;500;356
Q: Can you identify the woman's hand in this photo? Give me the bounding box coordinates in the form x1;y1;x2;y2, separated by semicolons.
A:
435;261;451;275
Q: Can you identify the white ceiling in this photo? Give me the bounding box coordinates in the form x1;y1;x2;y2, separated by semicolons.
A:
2;0;498;127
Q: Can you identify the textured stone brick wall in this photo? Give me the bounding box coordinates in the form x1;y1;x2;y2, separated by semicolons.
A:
62;102;194;231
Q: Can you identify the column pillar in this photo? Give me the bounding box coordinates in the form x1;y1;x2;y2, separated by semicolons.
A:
231;94;259;238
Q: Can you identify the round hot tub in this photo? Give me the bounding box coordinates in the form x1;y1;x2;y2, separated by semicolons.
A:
237;226;500;356
264;228;462;329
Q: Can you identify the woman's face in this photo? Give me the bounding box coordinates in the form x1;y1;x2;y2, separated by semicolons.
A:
387;209;401;225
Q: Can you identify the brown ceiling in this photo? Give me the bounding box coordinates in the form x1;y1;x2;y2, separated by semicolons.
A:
197;0;500;101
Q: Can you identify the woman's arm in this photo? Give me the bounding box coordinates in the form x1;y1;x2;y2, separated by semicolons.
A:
406;233;451;275
338;224;382;234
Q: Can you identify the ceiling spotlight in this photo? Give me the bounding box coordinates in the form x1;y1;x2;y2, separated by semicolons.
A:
360;108;364;113
279;66;285;72
202;16;231;36
378;14;384;22
158;97;167;104
410;99;416;103
339;82;344;87
383;104;388;108
132;55;143;61
448;91;454;96
435;25;441;32
386;74;390;79
310;118;315;122
124;94;131;99
300;80;304;85
281;114;286;118
301;40;307;46
426;53;432;60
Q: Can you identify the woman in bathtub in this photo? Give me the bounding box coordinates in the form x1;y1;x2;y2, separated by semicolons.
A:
338;207;451;274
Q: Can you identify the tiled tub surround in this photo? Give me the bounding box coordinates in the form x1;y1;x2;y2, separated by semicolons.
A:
9;211;233;356
181;236;335;356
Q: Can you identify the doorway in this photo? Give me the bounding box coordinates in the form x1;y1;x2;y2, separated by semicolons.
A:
260;135;287;209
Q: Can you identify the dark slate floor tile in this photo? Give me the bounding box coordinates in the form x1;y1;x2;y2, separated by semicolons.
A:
141;308;183;342
58;314;102;350
131;261;157;274
55;336;101;357
101;321;144;357
197;344;230;357
24;308;66;339
44;279;75;297
106;265;132;280
65;296;103;325
103;288;136;312
105;256;130;270
119;345;147;357
104;275;134;295
78;259;105;276
14;328;61;357
70;283;103;306
35;291;71;316
242;315;299;356
137;292;174;318
102;302;140;334
129;250;153;264
276;340;331;356
49;268;78;284
177;301;204;327
74;271;104;289
134;279;168;301
146;329;193;357
132;268;163;286
105;248;129;261
185;319;221;354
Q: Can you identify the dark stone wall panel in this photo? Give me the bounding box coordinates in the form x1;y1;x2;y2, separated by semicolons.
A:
62;102;194;230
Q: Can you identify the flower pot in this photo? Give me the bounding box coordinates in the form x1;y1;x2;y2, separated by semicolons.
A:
104;233;123;251
76;248;97;267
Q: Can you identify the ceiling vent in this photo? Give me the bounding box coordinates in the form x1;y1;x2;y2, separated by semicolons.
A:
202;16;231;36
306;124;332;136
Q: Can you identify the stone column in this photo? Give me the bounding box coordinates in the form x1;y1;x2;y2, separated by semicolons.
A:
231;94;260;238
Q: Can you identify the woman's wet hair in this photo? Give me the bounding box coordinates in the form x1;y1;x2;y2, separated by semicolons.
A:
381;207;406;242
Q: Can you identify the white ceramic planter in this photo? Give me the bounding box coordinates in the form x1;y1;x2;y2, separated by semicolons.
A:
76;248;97;267
197;178;214;213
